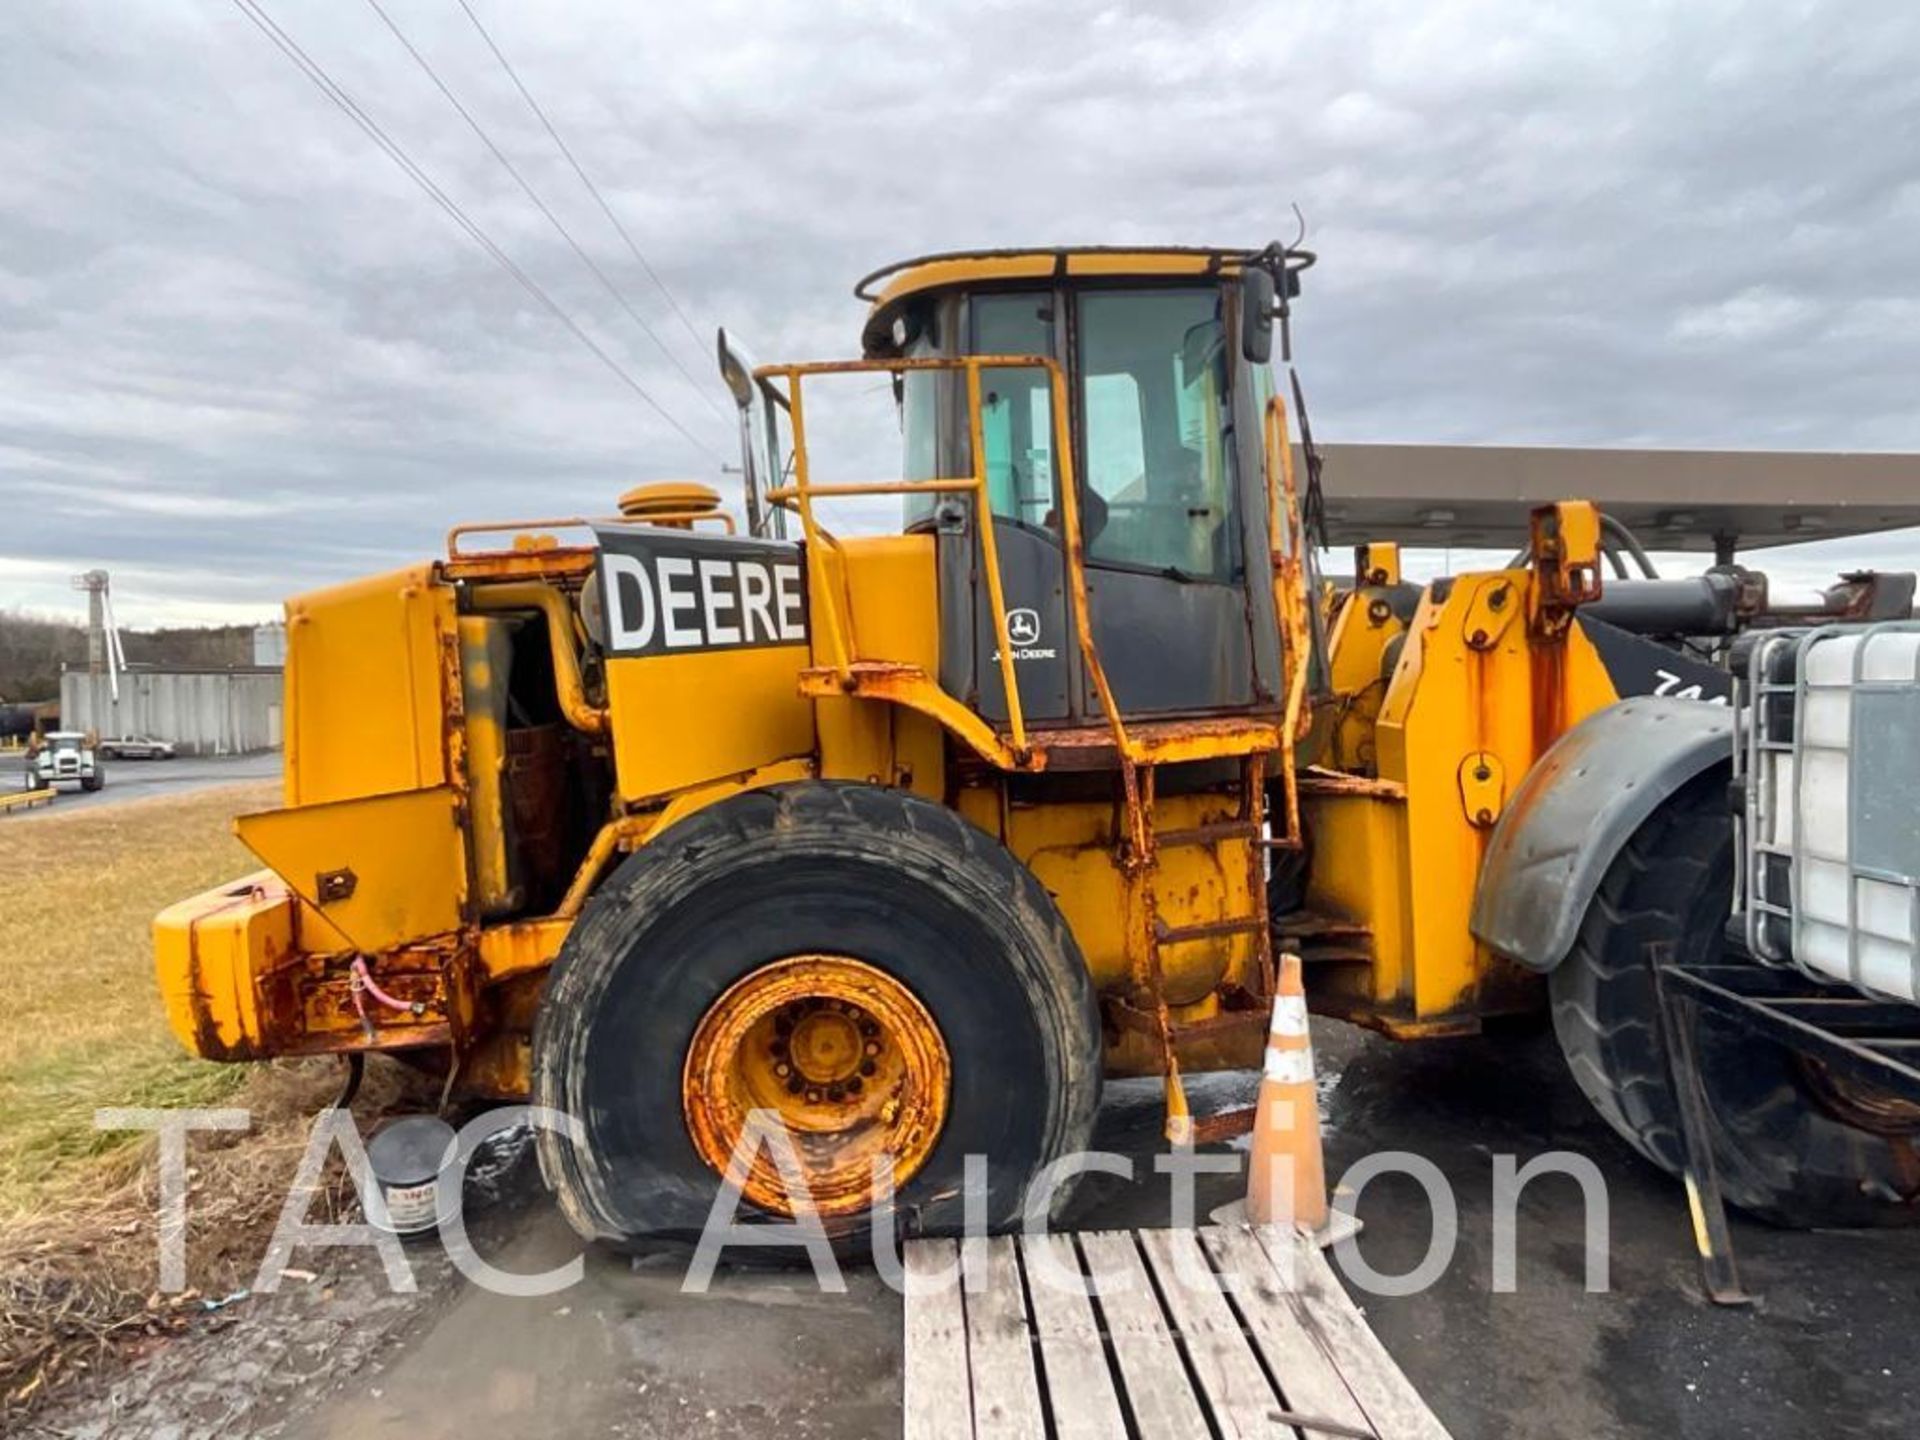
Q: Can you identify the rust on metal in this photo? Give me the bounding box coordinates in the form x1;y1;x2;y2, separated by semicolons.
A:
1189;1105;1258;1146
1295;767;1406;800
446;510;730;559
681;954;951;1219
441;547;599;585
553;815;653;919
474;916;572;983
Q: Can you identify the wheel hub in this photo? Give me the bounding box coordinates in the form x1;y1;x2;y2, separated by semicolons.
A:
683;955;950;1218
783;1002;871;1092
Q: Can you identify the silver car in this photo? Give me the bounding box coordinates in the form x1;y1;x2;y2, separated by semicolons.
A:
100;735;177;760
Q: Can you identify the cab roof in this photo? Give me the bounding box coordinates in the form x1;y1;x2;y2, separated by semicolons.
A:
856;245;1268;354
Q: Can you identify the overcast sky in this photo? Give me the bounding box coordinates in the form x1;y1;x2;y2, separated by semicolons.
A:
3;0;1919;628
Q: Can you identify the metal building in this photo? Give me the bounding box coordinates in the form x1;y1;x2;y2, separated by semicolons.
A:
60;664;283;755
253;623;287;667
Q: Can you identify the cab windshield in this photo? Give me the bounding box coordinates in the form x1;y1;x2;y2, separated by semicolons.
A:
898;283;1239;583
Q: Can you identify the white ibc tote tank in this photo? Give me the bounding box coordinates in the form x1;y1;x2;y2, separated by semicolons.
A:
1752;624;1920;1002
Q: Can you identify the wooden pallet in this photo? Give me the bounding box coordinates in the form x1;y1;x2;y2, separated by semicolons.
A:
903;1225;1451;1440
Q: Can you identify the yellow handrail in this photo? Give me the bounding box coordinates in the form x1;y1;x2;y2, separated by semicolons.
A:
1263;393;1311;848
964;362;1027;758
757;352;1075;763
1040;358;1134;765
446;511;733;557
750;351;1164;774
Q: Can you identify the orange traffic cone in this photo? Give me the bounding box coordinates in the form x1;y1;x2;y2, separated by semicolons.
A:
1245;952;1328;1232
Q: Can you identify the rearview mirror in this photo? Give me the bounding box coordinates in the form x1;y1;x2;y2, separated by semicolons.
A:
1241;268;1275;364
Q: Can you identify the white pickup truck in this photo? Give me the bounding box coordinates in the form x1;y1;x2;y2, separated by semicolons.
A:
27;731;105;792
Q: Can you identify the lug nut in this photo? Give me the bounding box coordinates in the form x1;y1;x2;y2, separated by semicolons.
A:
827;1084;845;1102
864;1041;881;1057
859;1020;879;1037
860;1059;877;1077
774;1061;791;1078
847;1077;864;1095
806;1087;824;1103
786;1077;803;1094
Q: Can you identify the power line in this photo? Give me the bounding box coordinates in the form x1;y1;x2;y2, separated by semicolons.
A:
454;0;711;368
231;0;723;461
361;0;725;420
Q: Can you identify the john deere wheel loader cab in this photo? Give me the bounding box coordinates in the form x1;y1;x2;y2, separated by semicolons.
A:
154;244;1319;1247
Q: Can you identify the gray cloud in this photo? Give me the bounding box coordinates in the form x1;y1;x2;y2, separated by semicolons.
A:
3;0;1918;625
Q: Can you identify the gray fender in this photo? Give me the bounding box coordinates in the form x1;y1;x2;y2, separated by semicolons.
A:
1470;697;1733;973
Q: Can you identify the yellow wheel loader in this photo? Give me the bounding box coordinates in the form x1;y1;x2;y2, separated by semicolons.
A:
155;244;1915;1241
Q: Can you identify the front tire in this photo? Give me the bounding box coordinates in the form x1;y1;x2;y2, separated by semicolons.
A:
533;782;1102;1249
1552;768;1919;1227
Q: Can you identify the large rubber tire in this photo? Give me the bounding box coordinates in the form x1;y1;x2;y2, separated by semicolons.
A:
533;781;1102;1249
1552;767;1919;1228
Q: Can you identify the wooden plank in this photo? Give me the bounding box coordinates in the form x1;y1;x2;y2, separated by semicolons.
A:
1251;1227;1453;1440
961;1235;1047;1440
1136;1226;1296;1440
1075;1231;1211;1440
1017;1233;1129;1440
1199;1225;1376;1436
903;1240;974;1440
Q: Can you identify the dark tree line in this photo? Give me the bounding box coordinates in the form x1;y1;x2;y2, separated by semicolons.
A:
0;610;256;702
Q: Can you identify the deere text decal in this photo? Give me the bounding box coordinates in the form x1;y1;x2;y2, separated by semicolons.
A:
594;526;807;657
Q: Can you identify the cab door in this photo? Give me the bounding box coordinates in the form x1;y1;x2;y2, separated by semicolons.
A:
938;282;1279;728
938;290;1074;724
1069;287;1264;717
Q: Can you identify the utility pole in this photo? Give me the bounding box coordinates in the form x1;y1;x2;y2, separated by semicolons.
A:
70;569;119;737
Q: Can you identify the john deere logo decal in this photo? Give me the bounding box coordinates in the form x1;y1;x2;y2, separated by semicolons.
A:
992;606;1057;662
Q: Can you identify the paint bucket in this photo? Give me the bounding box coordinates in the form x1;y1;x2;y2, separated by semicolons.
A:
365;1115;457;1237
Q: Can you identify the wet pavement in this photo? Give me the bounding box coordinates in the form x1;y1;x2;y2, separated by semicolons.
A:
26;1022;1920;1439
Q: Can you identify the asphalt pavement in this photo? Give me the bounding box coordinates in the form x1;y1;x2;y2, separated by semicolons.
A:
0;750;280;815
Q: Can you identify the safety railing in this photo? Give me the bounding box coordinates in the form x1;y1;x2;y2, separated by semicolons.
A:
1262;393;1312;849
447;509;733;558
756;354;1135;767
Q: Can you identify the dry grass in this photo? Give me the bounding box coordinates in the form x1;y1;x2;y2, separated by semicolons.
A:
0;782;276;1216
0;783;426;1415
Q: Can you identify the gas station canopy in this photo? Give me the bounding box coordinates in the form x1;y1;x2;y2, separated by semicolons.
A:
1314;445;1920;553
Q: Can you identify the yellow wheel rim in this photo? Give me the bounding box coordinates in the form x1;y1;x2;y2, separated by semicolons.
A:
682;955;951;1218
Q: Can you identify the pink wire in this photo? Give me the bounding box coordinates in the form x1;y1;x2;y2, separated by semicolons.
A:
350;957;417;1015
